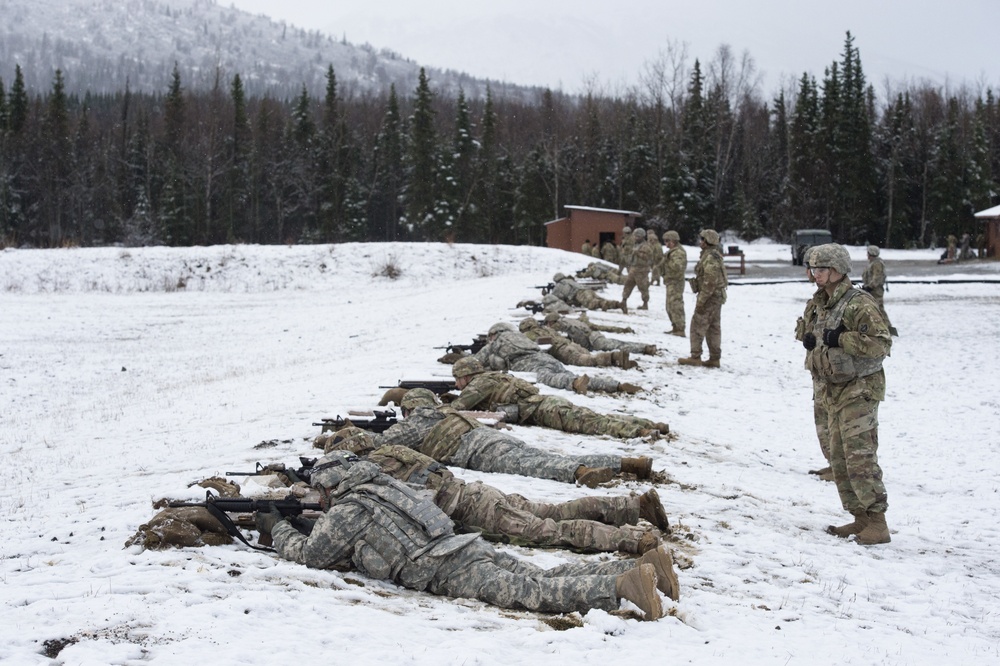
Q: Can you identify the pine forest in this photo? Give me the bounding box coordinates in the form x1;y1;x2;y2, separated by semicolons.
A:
0;33;996;249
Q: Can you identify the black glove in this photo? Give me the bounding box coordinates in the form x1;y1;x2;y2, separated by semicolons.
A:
254;504;283;535
802;332;817;351
823;324;846;348
862;286;873;293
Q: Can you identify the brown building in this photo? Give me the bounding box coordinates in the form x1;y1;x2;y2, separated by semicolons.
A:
544;205;643;253
973;204;1000;258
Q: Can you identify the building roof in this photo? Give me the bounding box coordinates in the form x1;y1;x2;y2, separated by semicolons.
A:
564;205;643;217
974;204;1000;219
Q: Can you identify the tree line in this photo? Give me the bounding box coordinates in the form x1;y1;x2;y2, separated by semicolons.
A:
0;32;996;249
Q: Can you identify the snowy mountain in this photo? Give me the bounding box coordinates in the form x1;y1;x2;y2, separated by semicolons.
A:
0;0;531;99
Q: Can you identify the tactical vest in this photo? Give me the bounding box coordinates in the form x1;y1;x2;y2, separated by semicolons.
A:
810;288;884;384
368;445;449;488
419;411;481;461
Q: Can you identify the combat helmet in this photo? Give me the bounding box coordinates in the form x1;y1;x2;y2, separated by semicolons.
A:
699;229;721;246
809;243;852;275
867;245;880;257
518;318;538;332
664;230;680;242
452;356;485;379
553;272;568;282
623;226;632;234
400;387;439;412
633;228;646;240
310;450;362;489
488;322;516;336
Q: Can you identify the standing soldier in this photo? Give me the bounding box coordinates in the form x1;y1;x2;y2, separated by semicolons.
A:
678;229;727;367
618;226;635;272
621;228;652;311
591;242;602;259
581;239;593;255
795;248;833;482
663;230;687;337
601;238;619;266
861;245;898;337
802;243;892;545
648;230;665;286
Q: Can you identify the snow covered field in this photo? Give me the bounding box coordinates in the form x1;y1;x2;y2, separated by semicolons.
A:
1;241;998;665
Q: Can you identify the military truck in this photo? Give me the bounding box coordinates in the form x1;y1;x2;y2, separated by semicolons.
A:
791;229;833;265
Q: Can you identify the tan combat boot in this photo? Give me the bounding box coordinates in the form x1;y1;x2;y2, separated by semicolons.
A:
619;382;643;394
615;564;664;620
572;374;590;395
669;329;686;338
855;512;891;545
575;465;615;488
621;457;653;479
826;511;869;538
613;350;636;369
636;530;660;554
639;545;680;601
643;344;658;355
638;301;649;310
620;300;629;314
639;488;670;532
595;352;615;367
703;357;721;368
677;355;702;366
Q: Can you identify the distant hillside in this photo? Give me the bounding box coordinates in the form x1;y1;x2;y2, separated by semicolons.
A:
0;0;537;100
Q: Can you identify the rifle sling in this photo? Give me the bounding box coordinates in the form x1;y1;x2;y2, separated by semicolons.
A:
204;500;276;553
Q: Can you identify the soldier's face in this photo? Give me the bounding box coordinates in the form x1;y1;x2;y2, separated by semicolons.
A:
812;267;843;289
455;375;472;389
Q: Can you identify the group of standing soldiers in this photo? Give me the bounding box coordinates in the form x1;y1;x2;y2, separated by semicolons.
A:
581;226;729;368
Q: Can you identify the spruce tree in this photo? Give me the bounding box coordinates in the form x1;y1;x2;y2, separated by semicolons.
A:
404;68;439;240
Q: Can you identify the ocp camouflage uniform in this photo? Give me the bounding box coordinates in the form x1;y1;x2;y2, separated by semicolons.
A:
475;329;624;393
450;371;665;439
795;290;831;466
371;406;625;483
806;279;891;517
686;241;727;362
664;241;688;334
271;458;639;614
601;241;619;265
621;238;653;309
545;312;654;356
862;253;894;331
578;262;626;285
367;444;652;553
590;244;601;259
648;232;664;285
618;231;635;272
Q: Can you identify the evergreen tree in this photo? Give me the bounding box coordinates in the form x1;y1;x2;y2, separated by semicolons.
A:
449;88;478;241
404;68;439;240
369;85;405;240
9;65;28;135
227;73;251;242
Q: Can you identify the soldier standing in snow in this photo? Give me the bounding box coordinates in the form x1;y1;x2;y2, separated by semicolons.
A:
663;230;688;337
678;229;727;368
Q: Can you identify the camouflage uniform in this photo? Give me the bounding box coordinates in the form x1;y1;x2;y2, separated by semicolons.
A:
806;277;891;517
685;231;727;363
578;262;626;285
372;406;625;483
544;312;654;356
549;275;624;312
450;371;665;439
600;241;619;266
648;231;665;285
590;244;602;259
861;247;894;332
519;318;628;368
621;230;652;309
795;288;831;466
618;228;635;272
581;240;592;255
367;444;653;553
271;456;639;614
663;234;688;335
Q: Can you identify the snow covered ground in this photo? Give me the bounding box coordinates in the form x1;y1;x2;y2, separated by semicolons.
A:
1;240;998;665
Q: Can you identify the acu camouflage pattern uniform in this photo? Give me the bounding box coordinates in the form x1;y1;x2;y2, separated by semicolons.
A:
617;228;635;272
364;405;626;483
475;327;626;393
366;444;655;553
805;250;891;519
545;312;655;356
578;262;626;285
450;370;665;439
795;279;831;468
270;454;640;615
601;240;619;265
518;318;630;368
548;274;625;312
663;231;688;335
685;230;728;363
621;229;653;310
648;231;665;285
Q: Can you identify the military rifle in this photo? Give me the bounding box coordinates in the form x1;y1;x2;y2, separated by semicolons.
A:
534;282;556;295
314;408;398;433
169;491;323;550
434;334;488;355
378;379;457;395
226;457;317;484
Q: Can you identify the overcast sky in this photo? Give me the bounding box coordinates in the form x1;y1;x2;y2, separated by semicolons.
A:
226;0;998;97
